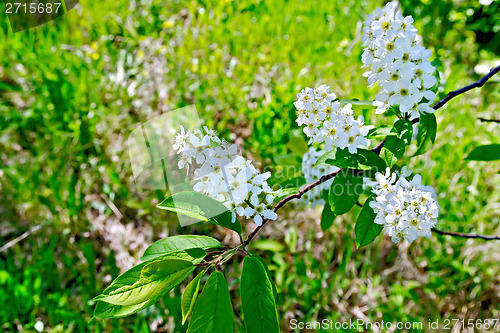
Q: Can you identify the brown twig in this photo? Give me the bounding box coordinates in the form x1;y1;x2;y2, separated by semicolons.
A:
242;65;500;246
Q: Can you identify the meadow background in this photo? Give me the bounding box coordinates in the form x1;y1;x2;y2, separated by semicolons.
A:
1;0;499;332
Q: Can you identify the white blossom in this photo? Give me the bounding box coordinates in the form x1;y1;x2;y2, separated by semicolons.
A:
366;167;439;243
362;3;437;117
173;127;279;225
294;85;372;154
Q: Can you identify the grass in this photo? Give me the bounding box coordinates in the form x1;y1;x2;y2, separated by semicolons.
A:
0;0;499;332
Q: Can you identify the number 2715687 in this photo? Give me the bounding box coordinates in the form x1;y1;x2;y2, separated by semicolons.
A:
5;2;62;14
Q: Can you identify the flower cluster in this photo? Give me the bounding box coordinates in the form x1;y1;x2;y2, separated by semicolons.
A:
173;126;278;226
362;3;437;118
299;147;339;207
366;168;439;243
294;85;371;153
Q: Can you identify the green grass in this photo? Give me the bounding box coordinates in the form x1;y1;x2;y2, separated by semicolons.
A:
1;0;499;332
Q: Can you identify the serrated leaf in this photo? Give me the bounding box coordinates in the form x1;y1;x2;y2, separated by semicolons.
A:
355;196;384;248
320;201;336;231
381;146;397;167
384;136;405;158
328;171;364;215
254;255;277;300
367;125;392;138
94;254;202;318
157;191;242;235
317;148;385;171
314;150;336;167
187;271;234;333
273;186;300;202
94;255;198;306
241;257;280;333
142;235;221;261
391;119;412;141
414;112;437;156
355;149;387;171
465;144;500;161
94;297;159;318
182;270;206;324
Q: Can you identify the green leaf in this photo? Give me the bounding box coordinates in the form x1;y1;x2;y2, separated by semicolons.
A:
94;255;198;306
465;144;500;161
182;269;206;324
414;113;437;156
384;119;413;159
328;171;364;215
273;186;300;202
430;58;442;94
367;125;392;138
431;58;442;69
241;257;280;333
392;119;413;141
142;235;221;261
187;271;234;333
384;136;405;159
314;150;336;167
320;201;336;231
286;135;308;156
157;191;242;235
318;148;386;171
355;197;384;248
355;149;387;171
381;146;397;167
254;255;277;300
94;297;159;318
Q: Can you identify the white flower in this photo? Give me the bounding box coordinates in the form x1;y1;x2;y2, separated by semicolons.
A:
174;127;278;225
244;194;277;226
294;87;371;154
368;167;439;244
362;3;438;117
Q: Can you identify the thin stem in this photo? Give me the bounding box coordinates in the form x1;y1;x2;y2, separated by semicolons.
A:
243;169;364;246
478;117;500;123
237;248;249;256
244;198;255;209
242;65;500;246
432;228;500;241
431;65;500;110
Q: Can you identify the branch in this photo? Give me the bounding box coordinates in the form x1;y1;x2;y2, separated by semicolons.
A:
242;65;500;246
243;169;363;245
431;65;500;110
478;117;500;123
432;228;500;241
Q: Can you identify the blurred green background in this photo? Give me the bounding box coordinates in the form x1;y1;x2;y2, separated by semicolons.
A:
1;0;499;332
